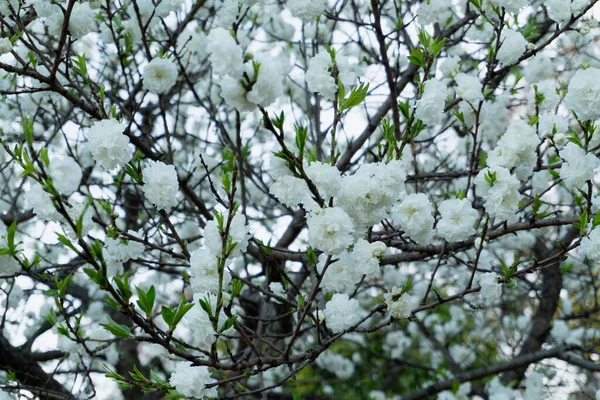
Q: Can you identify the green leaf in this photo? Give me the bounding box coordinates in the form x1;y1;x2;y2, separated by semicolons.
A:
161;306;174;327
297;294;305;309
337;77;345;103
113;274;132;302
592;213;600;227
6;218;17;255
56;233;78;253
23;118;33;145
100;315;133;338
339;83;369;112
219;315;237;333
136;285;156;317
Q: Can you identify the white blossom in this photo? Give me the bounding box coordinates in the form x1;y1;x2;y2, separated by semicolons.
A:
0;38;12;54
525;371;544;400
220;75;255;112
269;176;312;208
169;362;217;399
338;160;407;230
206;28;244;78
183;293;217;350
143;58;178;94
489;0;528;14
316;352;355;380
487;119;538;170
455;73;483;104
496;30;527;66
305;161;343;201
384;287;418;319
391;193;435;245
49;157;82;196
436;198;478;243
189;248;231;295
564;68;600;121
203;212;250;258
559;142;599;189
307;207;355;255
415;79;448;126
579;226;600;262
69;2;95;40
528;81;560;113
142;160;179;211
24;183;59;221
478;272;502;305
486;376;515;400
323;293;362;333
318;252;362;294
287;0;327;21
85;119;133;171
306;52;356;101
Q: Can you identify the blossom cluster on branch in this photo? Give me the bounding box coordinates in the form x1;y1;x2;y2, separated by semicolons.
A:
0;0;600;400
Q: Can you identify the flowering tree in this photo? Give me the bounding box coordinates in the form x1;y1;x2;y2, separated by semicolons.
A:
1;0;600;399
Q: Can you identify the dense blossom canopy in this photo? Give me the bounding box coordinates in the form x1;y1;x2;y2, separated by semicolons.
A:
0;0;600;400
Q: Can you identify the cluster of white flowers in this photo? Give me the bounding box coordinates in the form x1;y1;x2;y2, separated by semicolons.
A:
450;344;476;367
142;160;179;211
220;52;287;111
189;247;230;295
24;182;59;221
384;287;418;320
316;352;355;380
0;37;12;54
69;1;96;40
85;119;133;171
475;167;520;223
204;212;250;258
143;58;178;94
487;120;538;171
486;376;515;400
323;293;362;333
307;207;355;255
524;371;545;400
169;362;217;399
478;272;503;305
337;160;407;230
523;55;555;83
579;226;600;262
0;0;17;17
392;193;435;244
306;51;357;101
564;68;600;121
104;231;145;276
415;79;448;126
436;198;478;243
545;0;588;24
418;0;455;26
559;142;599;189
183;293;217;350
496;29;527;65
305;161;343;202
269;175;312;208
206;28;245;78
455;73;483;104
440;55;460;78
49;157;82;196
287;0;327;21
527;81;560;113
490;0;528;13
319;239;385;293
